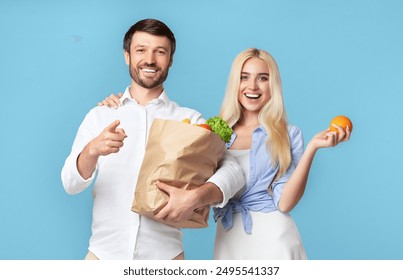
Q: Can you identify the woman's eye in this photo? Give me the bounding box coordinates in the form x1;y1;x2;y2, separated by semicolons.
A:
240;75;248;81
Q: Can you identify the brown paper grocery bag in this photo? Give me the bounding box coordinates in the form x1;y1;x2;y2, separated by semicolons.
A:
132;119;225;228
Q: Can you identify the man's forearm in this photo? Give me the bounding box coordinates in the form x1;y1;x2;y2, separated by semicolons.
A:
76;144;99;180
194;182;223;208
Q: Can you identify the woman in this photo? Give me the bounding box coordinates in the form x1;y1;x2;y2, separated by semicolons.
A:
212;48;350;259
99;48;350;259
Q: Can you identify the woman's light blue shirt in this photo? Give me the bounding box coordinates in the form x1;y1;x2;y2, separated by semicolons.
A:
213;125;304;234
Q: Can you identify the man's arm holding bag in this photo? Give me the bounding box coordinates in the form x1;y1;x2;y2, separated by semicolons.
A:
155;181;224;223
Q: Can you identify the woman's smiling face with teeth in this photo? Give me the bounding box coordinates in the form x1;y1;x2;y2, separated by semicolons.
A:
238;57;271;114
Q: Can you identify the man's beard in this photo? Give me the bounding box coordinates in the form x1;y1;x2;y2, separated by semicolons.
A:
129;62;169;89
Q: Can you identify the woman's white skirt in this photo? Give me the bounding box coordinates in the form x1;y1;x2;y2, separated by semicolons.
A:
214;210;307;260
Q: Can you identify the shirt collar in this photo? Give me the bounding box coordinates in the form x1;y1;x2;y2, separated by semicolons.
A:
120;87;132;104
255;125;267;135
157;90;170;106
120;86;169;107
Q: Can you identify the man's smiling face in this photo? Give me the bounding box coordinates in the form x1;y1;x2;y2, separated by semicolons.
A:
125;31;172;90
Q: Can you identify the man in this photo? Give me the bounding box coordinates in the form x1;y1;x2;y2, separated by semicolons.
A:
61;19;244;260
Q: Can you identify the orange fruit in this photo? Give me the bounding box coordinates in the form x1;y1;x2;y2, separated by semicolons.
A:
329;116;353;133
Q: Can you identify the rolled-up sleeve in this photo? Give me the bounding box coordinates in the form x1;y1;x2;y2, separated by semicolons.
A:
271;126;304;208
61;151;97;195
61;115;97;195
207;149;245;208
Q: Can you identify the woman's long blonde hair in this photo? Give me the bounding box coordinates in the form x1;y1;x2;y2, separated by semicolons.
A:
220;48;291;176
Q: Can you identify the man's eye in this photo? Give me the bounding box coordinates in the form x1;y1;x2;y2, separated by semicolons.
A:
136;49;144;53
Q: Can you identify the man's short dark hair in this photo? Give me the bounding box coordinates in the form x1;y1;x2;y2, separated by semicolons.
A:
123;19;176;58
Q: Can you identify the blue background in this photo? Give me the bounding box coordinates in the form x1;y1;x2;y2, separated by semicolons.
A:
1;0;402;260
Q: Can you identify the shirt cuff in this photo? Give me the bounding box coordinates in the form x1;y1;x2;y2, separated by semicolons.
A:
61;152;97;195
207;151;245;208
